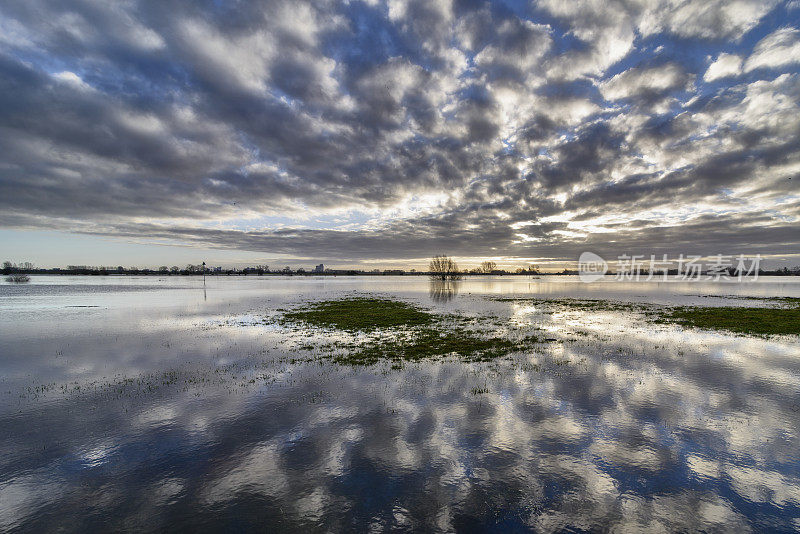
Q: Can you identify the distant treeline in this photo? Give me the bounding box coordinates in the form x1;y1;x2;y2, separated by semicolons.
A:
1;263;536;276
3;262;800;277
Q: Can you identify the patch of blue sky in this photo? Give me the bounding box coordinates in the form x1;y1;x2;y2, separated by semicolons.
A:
322;1;441;74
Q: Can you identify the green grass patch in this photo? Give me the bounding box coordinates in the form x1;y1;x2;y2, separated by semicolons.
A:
333;328;543;366
278;297;555;366
658;306;800;336
491;295;800;336
283;297;434;331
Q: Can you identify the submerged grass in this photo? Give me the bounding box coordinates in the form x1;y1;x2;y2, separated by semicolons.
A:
491;296;654;312
278;295;800;370
283;297;434;330
490;295;800;336
334;328;545;366
279;297;553;366
658;306;800;336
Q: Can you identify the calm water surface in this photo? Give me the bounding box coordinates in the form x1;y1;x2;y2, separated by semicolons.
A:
1;275;800;532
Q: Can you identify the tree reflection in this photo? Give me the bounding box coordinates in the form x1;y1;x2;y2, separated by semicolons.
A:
429;279;460;303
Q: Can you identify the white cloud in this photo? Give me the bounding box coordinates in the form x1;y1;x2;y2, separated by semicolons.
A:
736;74;800;134
703;53;743;82
744;27;800;72
599;63;692;101
538;0;637;79
177;18;276;93
52;71;92;91
539;0;777;82
473;19;552;76
641;0;779;41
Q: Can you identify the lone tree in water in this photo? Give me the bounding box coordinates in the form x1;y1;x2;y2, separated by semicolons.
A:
429;255;462;280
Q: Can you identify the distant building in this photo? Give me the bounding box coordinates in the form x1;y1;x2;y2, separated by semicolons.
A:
313;263;324;273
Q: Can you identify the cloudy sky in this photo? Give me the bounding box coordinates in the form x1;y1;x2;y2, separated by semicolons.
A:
1;0;799;269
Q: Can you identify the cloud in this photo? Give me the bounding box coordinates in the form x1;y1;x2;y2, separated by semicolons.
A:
643;0;779;41
473;17;552;84
537;0;638;79
539;0;778;81
703;53;743;82
0;0;799;264
599;63;693;102
744;27;800;72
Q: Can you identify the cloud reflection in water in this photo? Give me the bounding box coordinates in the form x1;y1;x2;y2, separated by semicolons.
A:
0;277;799;531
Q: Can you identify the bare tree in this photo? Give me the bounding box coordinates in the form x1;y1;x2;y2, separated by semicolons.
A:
429;255;462;280
479;261;497;274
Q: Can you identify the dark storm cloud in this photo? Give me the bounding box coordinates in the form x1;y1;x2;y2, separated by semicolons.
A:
0;0;799;263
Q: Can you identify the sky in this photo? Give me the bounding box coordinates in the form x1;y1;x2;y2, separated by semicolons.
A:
1;0;799;270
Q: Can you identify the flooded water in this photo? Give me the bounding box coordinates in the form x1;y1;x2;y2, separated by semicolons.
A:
1;275;800;532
